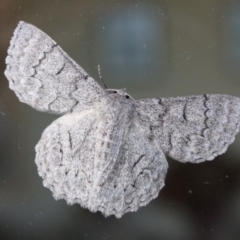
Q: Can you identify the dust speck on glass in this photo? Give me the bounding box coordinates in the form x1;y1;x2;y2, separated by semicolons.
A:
4;22;240;218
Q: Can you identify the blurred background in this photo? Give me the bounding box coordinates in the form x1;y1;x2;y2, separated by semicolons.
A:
1;0;240;239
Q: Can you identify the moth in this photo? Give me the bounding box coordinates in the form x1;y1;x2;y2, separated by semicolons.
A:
5;21;240;218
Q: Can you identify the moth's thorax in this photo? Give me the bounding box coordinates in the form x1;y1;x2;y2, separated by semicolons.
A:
96;91;135;121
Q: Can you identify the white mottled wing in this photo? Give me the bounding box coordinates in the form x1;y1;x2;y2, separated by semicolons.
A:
5;21;106;114
35;110;168;218
135;94;240;163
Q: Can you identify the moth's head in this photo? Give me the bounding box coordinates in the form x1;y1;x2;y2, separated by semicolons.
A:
106;88;134;101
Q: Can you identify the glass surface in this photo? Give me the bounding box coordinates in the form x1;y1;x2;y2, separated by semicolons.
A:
1;1;240;239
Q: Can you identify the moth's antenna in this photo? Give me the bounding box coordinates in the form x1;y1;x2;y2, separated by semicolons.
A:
98;65;107;89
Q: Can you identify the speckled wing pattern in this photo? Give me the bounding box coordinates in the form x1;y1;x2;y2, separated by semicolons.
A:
135;95;240;163
5;21;105;114
35;107;167;218
4;22;240;218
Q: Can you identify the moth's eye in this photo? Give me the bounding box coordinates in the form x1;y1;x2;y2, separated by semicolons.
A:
125;95;129;99
113;91;117;94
